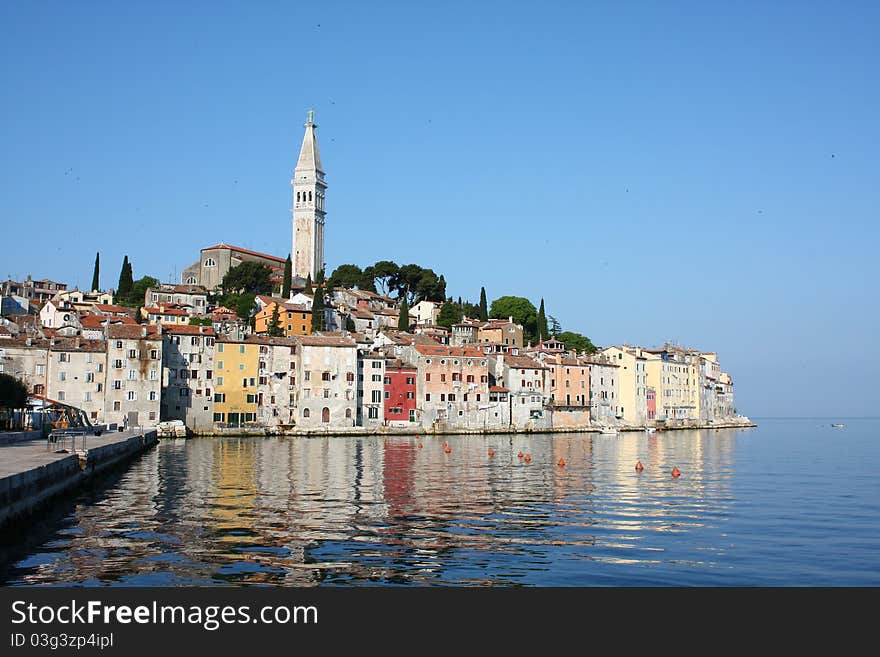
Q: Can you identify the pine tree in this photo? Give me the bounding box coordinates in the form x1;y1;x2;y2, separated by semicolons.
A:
282;254;292;299
310;285;325;332
116;255;133;303
315;268;325;284
537;298;549;341
305;273;313;294
479;287;488;322
91;252;100;292
398;296;409;331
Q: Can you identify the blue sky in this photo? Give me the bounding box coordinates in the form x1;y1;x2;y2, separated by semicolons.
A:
1;1;878;417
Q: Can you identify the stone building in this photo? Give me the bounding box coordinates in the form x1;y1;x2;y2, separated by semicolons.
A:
357;352;385;428
144;284;208;315
181;243;287;291
161;324;216;432
249;335;297;430
104;325;162;427
292;334;357;428
584;355;620;425
489;353;551;429
0;337;50;396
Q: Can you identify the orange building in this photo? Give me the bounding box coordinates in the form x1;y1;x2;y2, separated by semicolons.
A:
255;300;312;337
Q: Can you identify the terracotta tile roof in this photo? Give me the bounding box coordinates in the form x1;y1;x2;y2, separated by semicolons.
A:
489;386;510;392
80;314;136;329
106;324;160;340
202;243;286;263
94;304;131;314
501;354;548;370
294;334;357;348
162;324;216;336
243;335;297;346
49;338;106;352
0;326;12;336
145;306;188;316
413;344;485;358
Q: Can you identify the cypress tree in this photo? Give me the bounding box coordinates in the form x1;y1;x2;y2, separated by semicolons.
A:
305;273;313;294
91;252;100;292
282;254;292;299
398;296;409;331
268;304;283;337
116;255;133;303
537;298;549;341
310;285;325;332
479;286;488;321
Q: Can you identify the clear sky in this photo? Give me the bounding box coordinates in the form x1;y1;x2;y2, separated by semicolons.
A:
1;2;878;417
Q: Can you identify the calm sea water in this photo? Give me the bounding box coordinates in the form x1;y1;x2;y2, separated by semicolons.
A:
1;418;878;586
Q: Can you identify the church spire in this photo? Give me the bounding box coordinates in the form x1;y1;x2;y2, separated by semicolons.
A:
296;109;323;172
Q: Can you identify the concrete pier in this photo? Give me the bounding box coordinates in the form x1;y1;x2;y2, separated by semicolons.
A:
0;429;157;528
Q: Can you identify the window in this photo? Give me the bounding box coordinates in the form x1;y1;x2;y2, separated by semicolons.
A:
84;391;91;402
425;393;431;401
466;375;474;383
304;371;311;381
114;359;123;369
425;373;431;382
128;349;137;358
217;343;223;352
204;258;216;267
440;394;446;401
242;378;248;388
406;377;415;385
384;390;390;399
239;364;244;371
368;407;378;419
322;372;331;381
321;407;330;423
345;408;352;419
113;380;122;390
59;371;66;382
372;390;381;403
406;392;414;399
216;376;223;386
346;372;354;382
372;361;382;369
149;391;157;401
214;393;225;402
247;394;256;403
372;374;382;382
127;391;137;401
440;374;446;382
323;389;330;399
476;394;481;402
113;400;120;411
129;370;137;381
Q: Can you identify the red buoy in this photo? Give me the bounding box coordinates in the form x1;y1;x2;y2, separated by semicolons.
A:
417;443;423;449
444;446;452;454
671;466;681;478
635;460;644;472
517;451;524;459
557;458;566;467
524;454;532;463
488;449;495;457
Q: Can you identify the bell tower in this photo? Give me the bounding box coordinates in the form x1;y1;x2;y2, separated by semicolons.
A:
292;110;326;280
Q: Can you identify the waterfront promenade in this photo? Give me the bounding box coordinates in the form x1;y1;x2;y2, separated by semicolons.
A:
0;428;157;528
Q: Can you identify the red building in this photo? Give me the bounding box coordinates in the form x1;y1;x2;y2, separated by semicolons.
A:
384;359;417;423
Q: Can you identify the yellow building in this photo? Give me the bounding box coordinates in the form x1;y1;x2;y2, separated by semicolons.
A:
254;300;312;337
601;346;648;425
644;346;700;423
213;338;260;426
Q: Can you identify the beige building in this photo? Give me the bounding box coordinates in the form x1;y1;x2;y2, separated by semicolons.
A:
292;334;357;428
161;324;216;432
601;346;647;425
104;325;162;427
181;243;286;291
291;110;326;280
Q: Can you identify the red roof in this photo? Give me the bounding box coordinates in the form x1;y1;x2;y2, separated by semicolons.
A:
489;386;510;392
81;314;136;329
94;304;131;314
413;344;485;358
107;324;160;339
202;243;285;264
163;324;216;336
145;306;188;316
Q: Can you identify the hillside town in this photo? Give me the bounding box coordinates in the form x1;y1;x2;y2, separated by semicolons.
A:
0;113;746;435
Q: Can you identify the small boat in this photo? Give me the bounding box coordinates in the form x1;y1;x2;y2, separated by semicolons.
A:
831;423;846;428
598;426;618;434
645;427;657;434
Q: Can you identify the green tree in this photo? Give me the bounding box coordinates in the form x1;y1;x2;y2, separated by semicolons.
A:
91;252;100;292
268;304;284;337
548;315;562;336
315;268;325;284
221;261;273;296
116;255;133;302
536;298;549;341
234;293;256;323
304;273;313;294
126;276;159;308
358;266;378;293
370;260;399;296
556;331;597;354
327;264;364;290
188;317;213;326
0;373;28;411
479;287;488;322
282;254;292;299
437;301;463;329
310;285;325;332
462;301;481;319
345;315;356;332
398;296;410;330
490;296;538;342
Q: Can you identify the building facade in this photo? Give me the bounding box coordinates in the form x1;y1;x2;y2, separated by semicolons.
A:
161;324;216;432
291;110;326;280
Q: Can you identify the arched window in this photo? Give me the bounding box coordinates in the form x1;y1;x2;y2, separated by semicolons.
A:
308;191;312;202
321;407;330;423
303;408;310;418
345;408;352;419
204;258;216;267
296;191;300;202
185;276;197;285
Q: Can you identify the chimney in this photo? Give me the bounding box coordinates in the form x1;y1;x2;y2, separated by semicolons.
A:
141;326;147;338
509;316;513;323
74;337;80;349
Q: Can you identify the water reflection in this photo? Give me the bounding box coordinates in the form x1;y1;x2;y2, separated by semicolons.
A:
2;430;740;586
